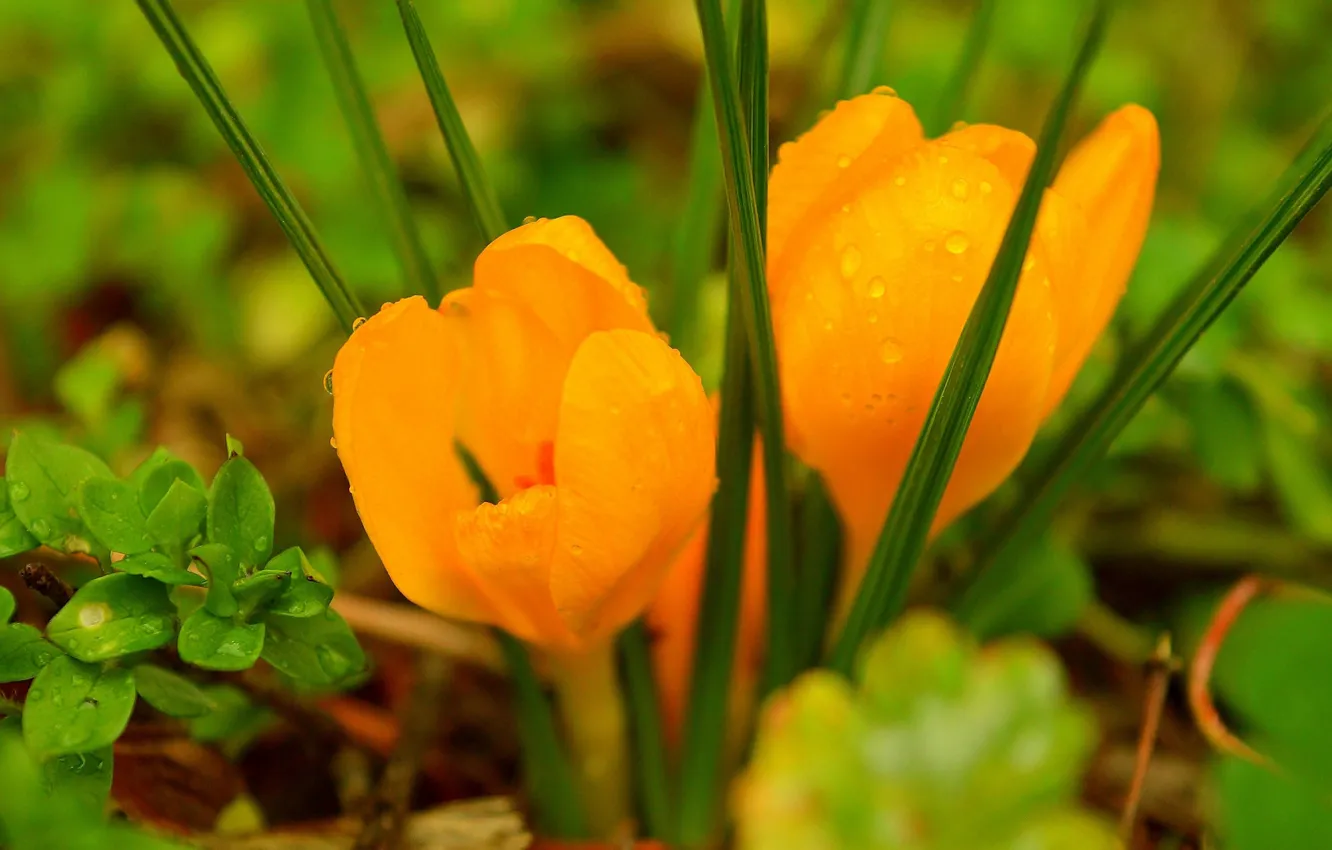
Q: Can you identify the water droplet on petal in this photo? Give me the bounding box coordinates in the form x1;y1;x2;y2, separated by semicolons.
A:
979;181;993;195
522;215;537;224
570;544;583;556
944;232;970;254
839;245;862;279
9;482;28;502
950;120;969;132
938;154;949;165
868;277;886;298
922;240;937;253
892;175;906;187
871;85;898;97
839;391;852;405
951;273;964;283
351;316;367;331
329;437;338;450
879;338;904;364
868;312;879;324
823;320;834;331
837;155;852;168
323;370;335;395
951;178;969;199
1022;256;1035;272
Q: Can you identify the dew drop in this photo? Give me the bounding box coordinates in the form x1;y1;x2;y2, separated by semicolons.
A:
979;181;993;195
823;320;834;332
804;292;815;303
879;338;904;364
9;482;28;502
839;391;852;405
351;316;367;331
839;244;862;279
28;688;43;701
31;519;50;538
836;155;852;168
329;437;338;450
870;85;898;97
871;393;885;404
841;203;851;214
951;273;964;283
951;178;969;199
522;215;538;224
944;232;970;254
868;312;879;324
254;536;269;552
950;120;969;132
570;544;583;556
1022;256;1035;272
938;154;949;165
323;370;335;395
893;175;906;187
922;240;937;253
868;277;886;298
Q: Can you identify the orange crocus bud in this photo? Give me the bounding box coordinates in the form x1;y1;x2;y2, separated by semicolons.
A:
332;217;717;652
767;92;1159;588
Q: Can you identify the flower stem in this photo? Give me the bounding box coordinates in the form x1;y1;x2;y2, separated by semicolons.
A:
548;641;631;838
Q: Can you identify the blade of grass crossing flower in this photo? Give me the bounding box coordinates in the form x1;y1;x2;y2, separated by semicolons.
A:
135;0;364;334
693;0;799;693
455;441;588;838
617;620;674;840
954;113;1332;626
826;0;1112;676
664;0;741;359
306;0;439;303
494;630;589;839
836;0;893;100
929;0;999;135
677;265;757;848
794;473;842;669
394;0;507;243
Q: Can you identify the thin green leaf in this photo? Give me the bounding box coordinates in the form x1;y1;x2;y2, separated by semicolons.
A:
677;265;756;847
793;472;842;669
693;0;798;691
664;0;741;359
826;1;1111;676
393;0;507;244
306;0;439;302
954;112;1332;619
836;0;893;100
929;0;998;135
454;445;586;838
134;0;364;333
617;620;673;840
495;630;588;838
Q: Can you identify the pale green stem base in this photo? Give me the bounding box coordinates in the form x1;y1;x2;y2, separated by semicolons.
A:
547;641;630;838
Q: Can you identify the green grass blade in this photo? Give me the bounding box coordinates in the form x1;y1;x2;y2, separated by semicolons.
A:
135;0;364;334
837;0;893;100
494;629;589;839
929;0;998;135
455;441;587;838
953;113;1332;626
394;0;507;243
677;264;756;848
665;0;741;361
693;0;798;694
306;0;439;303
617;620;674;840
794;473;842;669
825;0;1112;676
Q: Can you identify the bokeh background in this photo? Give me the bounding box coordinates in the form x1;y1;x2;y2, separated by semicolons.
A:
2;0;1331;843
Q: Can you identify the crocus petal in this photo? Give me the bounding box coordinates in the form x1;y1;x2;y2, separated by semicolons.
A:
550;330;716;643
1045;105;1160;409
938;123;1036;191
454;485;577;648
332;297;499;623
769;92;924;284
454;216;659;497
770;140;1056;583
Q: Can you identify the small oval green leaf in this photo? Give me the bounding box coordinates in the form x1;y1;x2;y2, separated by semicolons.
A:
144;478;208;546
46;573;176;663
178;609;264;671
117;552;205;586
134;664;218;718
23;656;137;756
207;456;275;569
79;477;154;555
0;623;62;683
5;433;114;549
261;609;366;687
0;477;39;559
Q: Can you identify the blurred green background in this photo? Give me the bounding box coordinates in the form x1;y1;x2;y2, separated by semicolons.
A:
1;0;1331;845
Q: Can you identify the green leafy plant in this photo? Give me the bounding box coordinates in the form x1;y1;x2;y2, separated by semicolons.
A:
0;433;365;825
